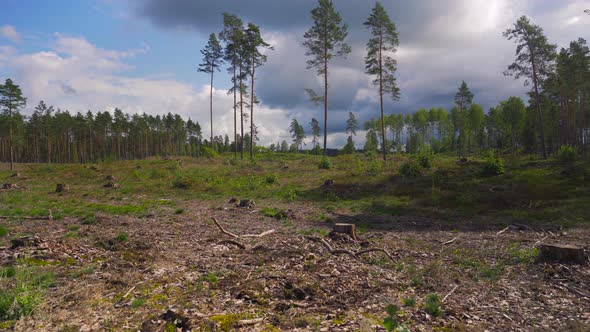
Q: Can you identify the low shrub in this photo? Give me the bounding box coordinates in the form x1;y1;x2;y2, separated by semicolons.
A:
201;146;219;159
482;153;505;176
558;145;576;162
417;146;434;169
318;156;332;170
399;160;422;177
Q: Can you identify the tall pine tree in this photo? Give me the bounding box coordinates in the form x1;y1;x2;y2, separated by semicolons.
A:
303;0;350;155
364;1;400;161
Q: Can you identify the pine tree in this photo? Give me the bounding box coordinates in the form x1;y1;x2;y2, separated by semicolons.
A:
245;23;272;160
199;33;224;149
0;79;27;170
220;13;245;159
503;16;557;159
364;1;400;161
303;0;350;155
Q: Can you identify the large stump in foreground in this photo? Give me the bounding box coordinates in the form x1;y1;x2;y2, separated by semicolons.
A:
332;223;358;241
539;243;587;265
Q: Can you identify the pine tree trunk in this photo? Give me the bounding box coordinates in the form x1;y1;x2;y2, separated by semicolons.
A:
250;68;255;160
323;44;328;156
379;34;386;162
529;47;547;159
210;66;214;149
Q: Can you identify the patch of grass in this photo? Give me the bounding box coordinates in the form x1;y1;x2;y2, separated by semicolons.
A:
424;293;443;317
0;225;7;237
402;297;416;307
114;232;129;242
174;208;185;214
131;298;145;308
0;266;54;321
0;266;16;278
508;244;539;264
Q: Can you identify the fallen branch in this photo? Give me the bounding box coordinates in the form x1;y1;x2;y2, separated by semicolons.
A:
442;237;458;245
304;236;396;263
217;240;246;250
211;218;275;239
356;248;396;263
0;209;53;221
238;318;264;326
442;284;459;303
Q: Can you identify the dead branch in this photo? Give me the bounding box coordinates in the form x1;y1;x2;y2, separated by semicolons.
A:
211;217;240;238
304;236;396;263
211;217;275;239
217;240;246;249
442;284;459;303
356;248;396;263
238;318;264;326
496;227;509;236
330;249;358;259
241;229;276;238
442;237;458;245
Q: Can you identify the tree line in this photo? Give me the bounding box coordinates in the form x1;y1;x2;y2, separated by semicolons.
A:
0;84;261;165
356;16;589;159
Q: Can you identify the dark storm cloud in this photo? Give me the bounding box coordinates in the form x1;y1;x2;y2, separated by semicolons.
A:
132;0;589;133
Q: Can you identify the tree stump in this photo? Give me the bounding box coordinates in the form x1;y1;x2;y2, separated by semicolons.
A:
55;184;69;193
539;243;587;264
105;175;116;181
104;182;119;189
323;179;334;186
10;172;20;178
332;223;358;241
239;199;256;208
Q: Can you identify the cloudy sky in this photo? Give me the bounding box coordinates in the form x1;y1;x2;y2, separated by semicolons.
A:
0;0;588;148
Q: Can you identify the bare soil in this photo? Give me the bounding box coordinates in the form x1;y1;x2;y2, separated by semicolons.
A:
2;200;589;331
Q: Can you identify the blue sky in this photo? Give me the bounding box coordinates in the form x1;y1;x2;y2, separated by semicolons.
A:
0;0;589;147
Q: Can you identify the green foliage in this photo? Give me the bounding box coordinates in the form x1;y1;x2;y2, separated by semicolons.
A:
508;244;539;264
417;145;434;168
366;158;382;176
171;174;192;189
482;152;505;176
174;208;185;214
115;232;128;242
0;225;7;237
424;293;443;317
131;298;145;308
0;266;54;321
399;160;422;177
0;266;16;278
318;156;332;169
402;297;416;307
558;145;576;162
201;146;219;159
382;304;408;332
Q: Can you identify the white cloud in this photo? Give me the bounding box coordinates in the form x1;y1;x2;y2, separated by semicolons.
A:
0;25;21;44
9;35;291;146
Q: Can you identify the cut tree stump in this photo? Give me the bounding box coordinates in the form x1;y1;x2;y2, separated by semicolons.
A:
2;183;18;190
104;182;120;189
332;223;358;241
55;184;69;193
239;199;256;208
105;175;116;181
323;179;334;186
539;243;587;264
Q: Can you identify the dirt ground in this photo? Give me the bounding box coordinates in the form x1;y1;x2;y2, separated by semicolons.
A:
2;199;589;332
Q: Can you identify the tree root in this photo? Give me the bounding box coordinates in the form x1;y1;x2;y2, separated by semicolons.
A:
211;217;275;239
304;236;396;263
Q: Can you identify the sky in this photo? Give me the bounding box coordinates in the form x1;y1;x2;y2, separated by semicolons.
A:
0;0;589;148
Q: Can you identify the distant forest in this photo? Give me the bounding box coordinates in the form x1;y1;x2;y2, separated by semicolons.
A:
0;1;589;164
